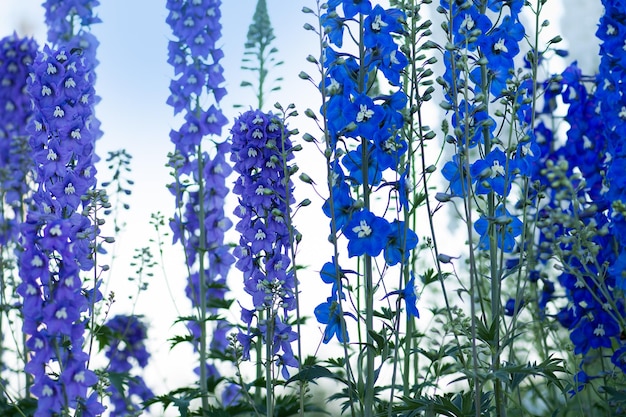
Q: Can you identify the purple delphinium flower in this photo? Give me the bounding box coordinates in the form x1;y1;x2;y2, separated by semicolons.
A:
104;315;153;415
19;44;102;416
230;109;299;376
166;0;233;381
0;34;38;214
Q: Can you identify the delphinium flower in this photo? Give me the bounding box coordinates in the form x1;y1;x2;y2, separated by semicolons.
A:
0;34;38;218
316;1;417;348
104;314;154;415
0;34;38;390
165;0;233;403
18;44;104;417
520;36;626;394
533;0;626;390
230;109;299;379
437;3;538;414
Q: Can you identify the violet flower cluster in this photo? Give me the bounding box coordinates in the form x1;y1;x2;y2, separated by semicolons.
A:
18;44;103;417
104;314;154;415
0;34;38;220
231;109;299;379
165;0;233;378
316;1;418;343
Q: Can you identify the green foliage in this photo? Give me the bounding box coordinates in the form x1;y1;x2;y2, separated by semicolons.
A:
238;0;284;109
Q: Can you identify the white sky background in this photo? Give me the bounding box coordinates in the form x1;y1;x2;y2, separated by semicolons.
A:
0;0;602;415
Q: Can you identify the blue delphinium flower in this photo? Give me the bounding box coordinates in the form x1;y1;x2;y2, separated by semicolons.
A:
401;273;420;318
470;148;512;196
315;1;417;345
314;298;349;343
474;205;523;253
343;209;391;258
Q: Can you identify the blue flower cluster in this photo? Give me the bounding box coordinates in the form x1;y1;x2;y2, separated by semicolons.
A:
230;109;299;378
439;1;533;253
165;0;234;379
316;1;418;343
104;314;154;415
598;0;626;291
18;44;103;417
0;34;38;242
525;9;626;387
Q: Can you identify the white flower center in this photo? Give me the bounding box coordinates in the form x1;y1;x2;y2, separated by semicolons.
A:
27;284;38;295
594;324;605;337
490;160;505;178
371;14;388;32
47;148;58;161
55;307;68;320
493;39;508;53
255;229;266;240
53;106;64;118
607;24;616;35
64;77;76;88
74;371;85;383
352;219;372;238
31;256;43;267
461;14;475;31
521;143;533;157
41;85;52;96
49;224;62;236
64;182;76;195
356;104;374;122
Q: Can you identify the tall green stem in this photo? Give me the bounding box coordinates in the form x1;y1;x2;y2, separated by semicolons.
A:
196;142;210;414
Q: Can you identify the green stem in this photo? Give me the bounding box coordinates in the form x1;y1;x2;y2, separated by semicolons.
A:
265;309;274;417
196;142;210;414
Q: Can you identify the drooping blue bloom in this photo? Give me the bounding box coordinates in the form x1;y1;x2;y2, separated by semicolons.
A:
384;220;418;266
314;298;349;343
474;205;523;253
401;274;419;318
441;154;471;197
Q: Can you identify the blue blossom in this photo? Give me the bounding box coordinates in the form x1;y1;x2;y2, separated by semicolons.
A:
314;298;349;343
343;208;391;257
328;0;373;19
105;315;153;415
470;147;513;196
441;154;471;197
474;205;523;253
384;220;418;266
401;274;420;318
